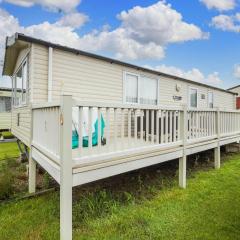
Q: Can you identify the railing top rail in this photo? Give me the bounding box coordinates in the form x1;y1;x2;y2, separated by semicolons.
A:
219;109;240;113
188;107;218;112
32;102;61;110
73;99;184;111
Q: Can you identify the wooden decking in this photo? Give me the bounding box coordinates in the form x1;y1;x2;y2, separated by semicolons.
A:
29;96;240;240
30;96;240;185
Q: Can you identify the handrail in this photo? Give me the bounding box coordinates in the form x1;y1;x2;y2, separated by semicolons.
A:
32;102;60;109
73;99;184;111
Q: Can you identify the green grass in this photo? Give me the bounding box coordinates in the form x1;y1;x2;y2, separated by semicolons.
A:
0;142;19;161
0;151;240;239
1;131;15;139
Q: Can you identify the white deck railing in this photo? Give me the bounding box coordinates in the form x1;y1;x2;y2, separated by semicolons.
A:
31;97;240;164
32;103;61;163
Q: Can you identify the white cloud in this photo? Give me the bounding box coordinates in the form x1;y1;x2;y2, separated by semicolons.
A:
0;1;209;86
0;1;208;62
234;64;240;79
211;14;240;32
2;0;81;12
78;1;208;60
200;0;236;11
117;1;208;45
147;64;222;85
56;12;89;29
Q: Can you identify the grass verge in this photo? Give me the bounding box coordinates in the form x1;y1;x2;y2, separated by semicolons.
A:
0;151;239;239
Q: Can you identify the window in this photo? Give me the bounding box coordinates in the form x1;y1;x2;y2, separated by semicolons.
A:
13;59;28;106
208;92;214;108
189;88;198;108
125;73;139;103
124;72;158;105
140;76;158;105
0;97;11;113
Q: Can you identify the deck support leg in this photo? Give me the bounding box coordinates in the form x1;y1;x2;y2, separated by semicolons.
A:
214;145;220;169
60;181;72;240
28;149;36;193
60;95;73;240
179;155;187;189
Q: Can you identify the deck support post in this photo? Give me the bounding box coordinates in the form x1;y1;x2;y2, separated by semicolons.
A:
179;155;187;189
214;146;220;169
215;108;221;169
28;148;36;193
179;105;187;189
60;95;73;240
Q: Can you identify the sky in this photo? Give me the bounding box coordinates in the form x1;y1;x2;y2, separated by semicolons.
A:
0;0;240;89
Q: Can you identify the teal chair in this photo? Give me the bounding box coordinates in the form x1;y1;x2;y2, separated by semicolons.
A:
72;115;105;149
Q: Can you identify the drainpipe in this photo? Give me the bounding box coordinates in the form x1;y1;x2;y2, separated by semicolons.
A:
48;47;53;102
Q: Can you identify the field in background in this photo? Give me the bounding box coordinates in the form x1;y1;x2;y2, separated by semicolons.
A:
0;142;240;239
0;142;19;161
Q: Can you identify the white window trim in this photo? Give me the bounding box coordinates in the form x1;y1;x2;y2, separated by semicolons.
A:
13;57;29;108
188;87;198;108
208;91;214;108
123;71;140;105
123;71;160;106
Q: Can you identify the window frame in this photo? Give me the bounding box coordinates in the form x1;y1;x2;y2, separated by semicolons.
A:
208;91;214;108
13;57;29;108
188;87;198;108
123;71;159;106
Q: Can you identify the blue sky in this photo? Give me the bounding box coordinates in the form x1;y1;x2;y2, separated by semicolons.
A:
0;0;240;89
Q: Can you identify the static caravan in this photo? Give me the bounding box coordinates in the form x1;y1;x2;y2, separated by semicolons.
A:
0;87;12;131
228;85;240;109
3;33;240;240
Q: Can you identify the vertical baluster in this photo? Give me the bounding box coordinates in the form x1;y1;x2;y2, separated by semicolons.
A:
214;111;216;135
146;110;149;142
140;110;144;142
134;110;138;143
114;108;118;150
196;111;199;139
234;113;236;132
192;111;194;139
190;111;193;139
201;112;204;138
226;113;229;134
121;108;125;149
165;111;168;143
225;112;227;134
205;112;208;137
106;107;110;152
213;111;215;136
151;110;154;144
97;107;101;151
177;110;180;141
161;110;164;143
173;111;176;142
195;111;198;139
169;111;173;142
186;111;189;140
212;111;214;135
238;113;240;132
128;109;132;144
88;107;93;152
222;112;225;135
156;110;160;144
219;112;221;135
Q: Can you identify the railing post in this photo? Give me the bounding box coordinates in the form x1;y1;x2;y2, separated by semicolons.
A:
60;95;73;240
214;108;221;169
28;148;36;193
179;105;187;189
29;105;36;193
